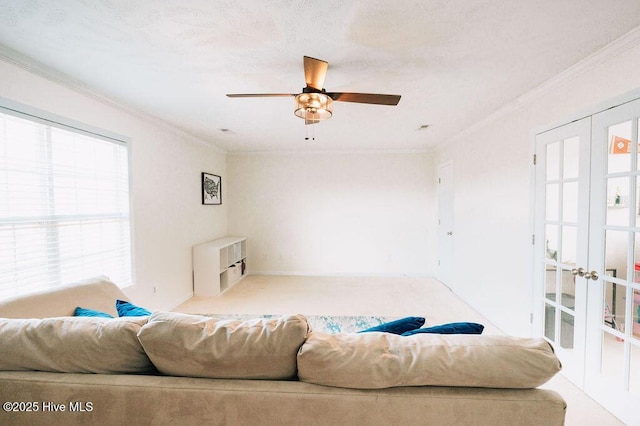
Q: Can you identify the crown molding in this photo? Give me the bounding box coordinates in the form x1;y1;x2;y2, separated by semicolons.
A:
442;25;640;148
0;45;226;153
226;147;434;156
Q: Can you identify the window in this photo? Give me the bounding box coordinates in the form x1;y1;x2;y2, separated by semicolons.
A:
0;101;132;299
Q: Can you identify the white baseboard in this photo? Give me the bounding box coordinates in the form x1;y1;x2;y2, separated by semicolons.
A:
168;291;194;310
248;271;435;279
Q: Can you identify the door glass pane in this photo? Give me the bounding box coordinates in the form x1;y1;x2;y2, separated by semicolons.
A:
546;225;559;261
631;344;640;396
544;303;556;341
636;180;640;228
601;331;624;384
545;266;557;301
561;268;575;309
547;142;560;180
546;183;559;221
562;182;579;223
637;117;640;171
561;226;577;265
634;289;640;338
634;234;640;283
545;225;559;260
606;230;628;280
560;311;575;349
604;280;623;331
607;177;629;226
563;136;580;179
608;120;632;174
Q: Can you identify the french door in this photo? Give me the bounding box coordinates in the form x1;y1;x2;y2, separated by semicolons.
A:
584;98;640;424
534;98;640;424
534;117;591;388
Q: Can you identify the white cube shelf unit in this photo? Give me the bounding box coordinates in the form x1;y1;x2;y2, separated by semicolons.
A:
193;236;247;296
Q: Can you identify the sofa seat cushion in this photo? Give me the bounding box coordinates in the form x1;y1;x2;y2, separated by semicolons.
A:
137;312;309;380
0;316;153;374
297;332;561;389
0;371;568;426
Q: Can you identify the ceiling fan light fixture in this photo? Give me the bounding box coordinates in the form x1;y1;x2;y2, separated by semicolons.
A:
228;56;401;129
294;92;333;123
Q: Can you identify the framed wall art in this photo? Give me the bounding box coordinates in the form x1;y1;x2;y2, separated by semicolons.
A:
202;172;222;205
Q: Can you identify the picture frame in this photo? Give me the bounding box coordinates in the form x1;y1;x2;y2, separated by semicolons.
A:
201;172;222;205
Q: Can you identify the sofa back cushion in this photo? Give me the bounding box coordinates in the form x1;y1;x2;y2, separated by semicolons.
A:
0;316;153;374
137;312;309;380
0;276;128;318
297;332;562;389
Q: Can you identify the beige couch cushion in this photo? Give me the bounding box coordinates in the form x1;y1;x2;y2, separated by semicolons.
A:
0;371;568;426
0;316;153;374
0;275;129;318
137;312;309;380
297;332;562;389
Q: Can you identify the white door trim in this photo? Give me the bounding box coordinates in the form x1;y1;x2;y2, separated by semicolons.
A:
437;161;454;288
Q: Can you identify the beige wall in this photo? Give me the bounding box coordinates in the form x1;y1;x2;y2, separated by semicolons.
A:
227;151;437;277
435;29;640;336
5;27;640;335
0;57;227;310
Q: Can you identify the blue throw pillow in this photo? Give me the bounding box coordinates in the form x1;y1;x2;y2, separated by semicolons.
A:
401;322;484;336
116;300;152;317
73;306;114;318
358;316;426;334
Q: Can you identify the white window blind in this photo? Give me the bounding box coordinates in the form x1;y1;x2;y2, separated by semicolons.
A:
0;105;132;299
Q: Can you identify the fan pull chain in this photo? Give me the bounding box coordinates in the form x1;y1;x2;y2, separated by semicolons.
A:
305;124;315;141
304;110;316;141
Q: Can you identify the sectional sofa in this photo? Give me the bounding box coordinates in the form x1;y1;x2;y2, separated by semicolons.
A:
0;277;566;425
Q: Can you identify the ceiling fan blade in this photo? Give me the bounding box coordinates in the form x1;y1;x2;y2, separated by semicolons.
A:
304;56;328;91
326;92;401;106
226;93;296;98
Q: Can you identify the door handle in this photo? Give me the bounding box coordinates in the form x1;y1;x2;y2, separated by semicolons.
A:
446;232;453;236
571;267;585;277
583;271;599;281
571;267;598;280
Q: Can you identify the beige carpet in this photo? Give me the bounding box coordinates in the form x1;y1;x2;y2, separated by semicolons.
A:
174;275;622;426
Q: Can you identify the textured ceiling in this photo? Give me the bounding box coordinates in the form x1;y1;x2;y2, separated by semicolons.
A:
1;1;640;152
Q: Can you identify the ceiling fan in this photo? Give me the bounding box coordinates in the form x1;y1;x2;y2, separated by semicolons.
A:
227;56;401;125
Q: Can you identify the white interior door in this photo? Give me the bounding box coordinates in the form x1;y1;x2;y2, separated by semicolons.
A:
584;98;640;425
534;117;592;388
437;163;454;288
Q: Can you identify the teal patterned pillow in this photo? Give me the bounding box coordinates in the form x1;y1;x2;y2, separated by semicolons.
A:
73;306;114;318
116;300;152;317
401;322;484;336
358;316;426;334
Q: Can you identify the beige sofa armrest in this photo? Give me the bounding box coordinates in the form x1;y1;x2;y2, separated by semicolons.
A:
0;276;129;318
